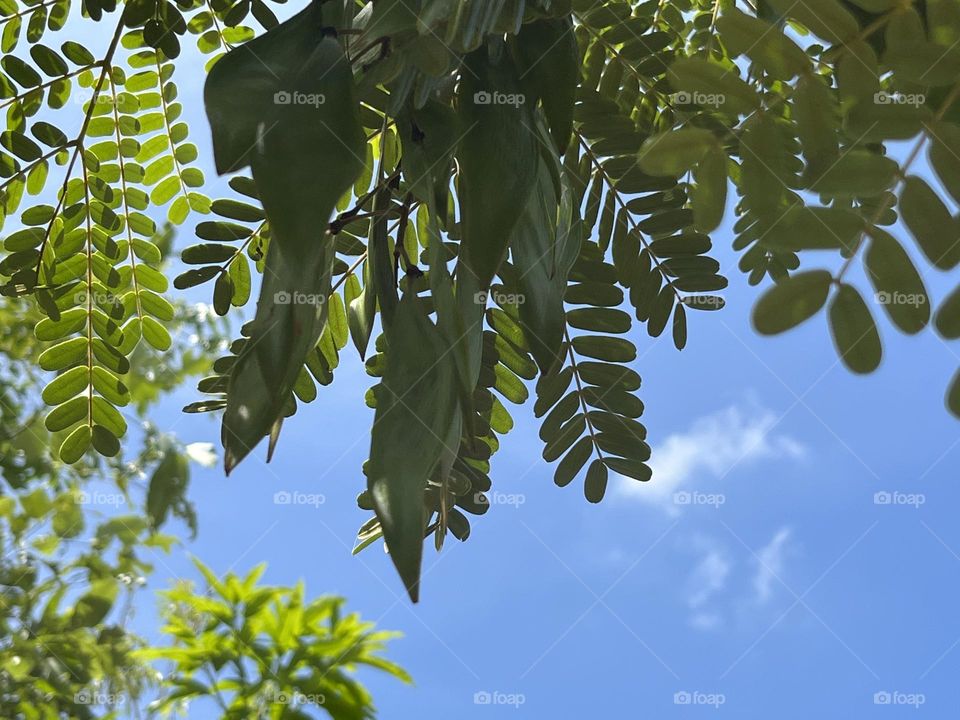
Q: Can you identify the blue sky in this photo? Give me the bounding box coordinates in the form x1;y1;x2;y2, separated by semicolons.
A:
152;247;960;718
64;14;960;719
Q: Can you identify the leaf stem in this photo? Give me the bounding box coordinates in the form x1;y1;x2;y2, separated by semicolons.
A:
574;130;683;302
562;324;604;463
79;145;94;434
836;79;960;282
33;16;125;286
108;78;145;325
0;64;98;111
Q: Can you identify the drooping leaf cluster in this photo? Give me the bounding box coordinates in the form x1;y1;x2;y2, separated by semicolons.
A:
190;0;729;601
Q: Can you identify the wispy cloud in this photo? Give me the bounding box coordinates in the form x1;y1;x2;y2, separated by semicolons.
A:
752;527;792;605
617;402;805;508
681;527;796;630
684;536;733;630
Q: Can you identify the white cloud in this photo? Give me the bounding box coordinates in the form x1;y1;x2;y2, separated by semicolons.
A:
617;402;805;507
185;442;218;467
683;541;732;631
689;612;723;630
687;549;731;609
752;526;792;605
680;527;797;630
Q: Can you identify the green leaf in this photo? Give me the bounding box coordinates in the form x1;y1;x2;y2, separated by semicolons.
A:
142;316;172;350
583;458;608;503
571;335;636;362
567;307;631;334
900;176;960;270
865;229;930;335
42;366;88;405
554;436;592;487
45;395;87;432
511;157;580;374
603;457;651;482
30;44;67;76
217;20;365;473
368;294;459;602
717;7;809;79
764;206;864;251
70;578;118;627
753;270;833;335
692;147;727;233
646;287;675;338
355;0;418;46
672;302;688;350
212;271;233;316
92;396;126;437
204;2;352;174
763;0;859;43
59;424;91;464
38;337;86;371
196;220;253;242
31;121;68;148
1;130;41;161
948;368;960;418
61;40;95;66
1;55;41;87
829;284;882;374
809;150;897;197
147;452;190;530
91;366;129;406
935;283;960;339
228;254;251;306
577;362;641;391
740;113;790;216
667;57;759;115
211;198;264;222
174;265;220;289
91;424;120;456
455;39;539;384
794;74;840;181
327;290;348;350
511;17;578;153
1;15;20;53
396;99;459;213
638;128;716;177
929;121;960;206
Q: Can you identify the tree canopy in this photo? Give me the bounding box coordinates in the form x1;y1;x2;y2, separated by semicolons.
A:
0;0;957;622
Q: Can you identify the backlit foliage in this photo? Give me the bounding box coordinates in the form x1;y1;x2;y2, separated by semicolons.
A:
3;0;960;600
